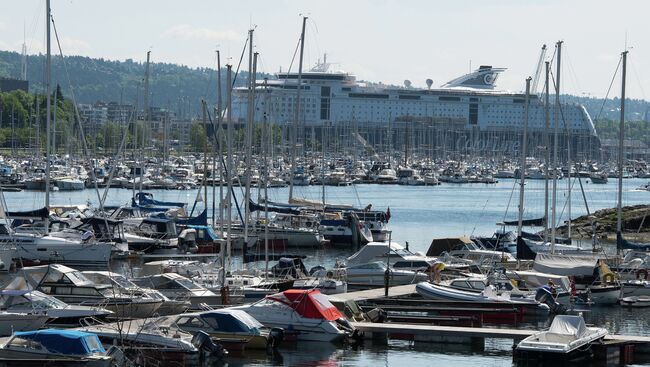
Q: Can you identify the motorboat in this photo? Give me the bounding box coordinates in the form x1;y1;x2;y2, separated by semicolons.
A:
132;273;221;308
345;241;436;267
416;282;550;315
0;312;50;337
620;296;650;307
81;271;186;317
320;261;428;289
156;309;284;351
515;315;607;361
230;289;356;342
79;318;227;363
445;276;571;305
7;264;163;319
0;289;112;325
0;329;115;366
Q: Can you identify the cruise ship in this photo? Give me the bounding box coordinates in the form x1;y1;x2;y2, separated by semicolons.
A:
231;58;599;158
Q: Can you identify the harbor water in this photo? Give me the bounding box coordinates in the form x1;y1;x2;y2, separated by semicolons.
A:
4;178;650;366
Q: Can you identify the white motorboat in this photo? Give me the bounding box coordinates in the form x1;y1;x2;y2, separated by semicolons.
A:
515;315;607;361
230;289;356;342
132;273;221;308
0;329;115;366
620;296;650;307
0;289;112;325
342;262;428;288
0;312;50;336
7;264;162;319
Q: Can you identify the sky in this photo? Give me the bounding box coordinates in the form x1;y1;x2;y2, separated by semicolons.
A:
1;0;648;99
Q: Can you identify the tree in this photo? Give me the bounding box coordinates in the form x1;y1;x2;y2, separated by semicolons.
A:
188;123;206;152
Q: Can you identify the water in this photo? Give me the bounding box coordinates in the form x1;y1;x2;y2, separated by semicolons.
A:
5;178;650;366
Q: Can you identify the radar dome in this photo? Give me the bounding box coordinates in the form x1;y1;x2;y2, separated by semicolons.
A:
426;79;433;89
403;80;412;88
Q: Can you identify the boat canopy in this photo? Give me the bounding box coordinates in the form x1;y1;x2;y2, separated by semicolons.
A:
426;236;474;256
14;329;105;355
532;253;599;277
200;309;263;333
135;192;185;208
175;209;208;226
267;289;342;321
548;315;588;338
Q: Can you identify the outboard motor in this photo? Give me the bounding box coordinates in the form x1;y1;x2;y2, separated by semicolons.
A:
268;327;285;350
535;287;567;314
191;331;228;359
365;307;387;323
309;265;326;276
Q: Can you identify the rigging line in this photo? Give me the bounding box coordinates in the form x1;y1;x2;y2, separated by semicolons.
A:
286;31;302;75
51;14;108;221
502;176;519;222
563;46;583;94
629;54;647;101
556;176;578;228
470;198;491;236
231;34;249;89
594;56;622;122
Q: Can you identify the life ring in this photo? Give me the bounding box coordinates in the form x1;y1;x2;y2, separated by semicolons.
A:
636;269;649;280
602;272;616;283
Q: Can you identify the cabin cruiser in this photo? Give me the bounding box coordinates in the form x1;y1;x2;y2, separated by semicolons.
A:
346;241;436;267
230;289;356;342
132;273;221;308
0;221;113;269
319;261;428;289
0;329;116;366
0;312;50;336
0;289;112;325
81;271;187;316
156;309;284;351
7;264;163;319
515;315;607;361
79;318;227;362
416;282;550;315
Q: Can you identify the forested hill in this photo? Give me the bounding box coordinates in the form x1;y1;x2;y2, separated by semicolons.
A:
0;50;257;118
0;50;649;121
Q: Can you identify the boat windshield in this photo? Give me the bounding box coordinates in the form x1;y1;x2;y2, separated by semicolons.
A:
26;292;68;308
175;278;202;290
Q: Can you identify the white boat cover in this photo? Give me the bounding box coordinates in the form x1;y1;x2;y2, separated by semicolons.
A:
549;315;587;338
533;253;598;277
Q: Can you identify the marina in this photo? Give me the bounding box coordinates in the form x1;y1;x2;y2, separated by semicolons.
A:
2;1;650;366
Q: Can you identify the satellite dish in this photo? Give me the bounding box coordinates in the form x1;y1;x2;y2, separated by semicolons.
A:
403;80;412;88
426;79;433;90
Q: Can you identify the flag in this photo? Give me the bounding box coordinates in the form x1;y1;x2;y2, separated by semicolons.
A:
386;207;391;222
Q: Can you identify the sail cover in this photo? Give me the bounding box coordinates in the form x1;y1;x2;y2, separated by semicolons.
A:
533;253;599;277
267;289;342;321
502;216;546;227
617;232;650;251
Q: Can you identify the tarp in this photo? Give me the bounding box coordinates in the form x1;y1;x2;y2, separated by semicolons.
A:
6;207;49;219
248;200;301;215
176;209;208;226
617;232;650;251
548;315;587;337
516;237;537;260
426;237;473;256
267;289;342;321
135;192;185;208
200;310;263;332
533;253;599;277
15;329;105;355
502;216;546;227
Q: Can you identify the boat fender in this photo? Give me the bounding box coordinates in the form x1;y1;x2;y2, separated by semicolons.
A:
636;269;649;280
602;272;616;283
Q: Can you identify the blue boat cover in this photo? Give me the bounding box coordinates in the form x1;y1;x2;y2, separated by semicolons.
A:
176;209;208;226
135;192;185;208
200;310;262;333
15;329;106;355
187;225;220;241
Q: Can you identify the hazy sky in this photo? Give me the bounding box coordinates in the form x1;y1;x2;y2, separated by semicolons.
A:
1;0;648;99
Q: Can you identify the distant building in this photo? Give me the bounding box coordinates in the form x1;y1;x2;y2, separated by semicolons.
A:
78;103;108;133
0;78;28;93
106;102;133;125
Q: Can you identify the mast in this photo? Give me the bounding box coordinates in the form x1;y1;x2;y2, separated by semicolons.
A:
140;51;151;193
288;16;307;202
216;50;222;231
45;0;51;207
550;40;562;252
543;61;550;241
517;77;532;240
616;50;628;253
225;63;233;275
243;28;255;247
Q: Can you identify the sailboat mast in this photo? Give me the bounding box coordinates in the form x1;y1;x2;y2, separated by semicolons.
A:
616;51;628;243
288;16;307;202
243;27;256;247
550;40;562;252
543;61;550;241
45;0;51;206
225;63;233;279
517;77;532;239
140;51;151;193
216;50;222;231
